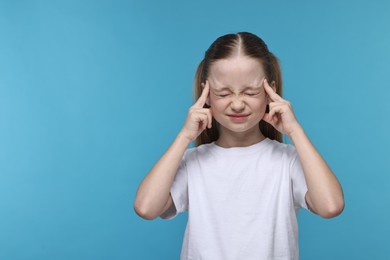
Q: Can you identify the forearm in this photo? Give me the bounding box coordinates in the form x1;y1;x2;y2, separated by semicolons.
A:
134;133;191;219
289;126;344;218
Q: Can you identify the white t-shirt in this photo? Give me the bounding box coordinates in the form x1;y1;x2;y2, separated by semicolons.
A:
160;138;310;260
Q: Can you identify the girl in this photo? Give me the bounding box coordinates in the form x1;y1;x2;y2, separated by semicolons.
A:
134;32;344;259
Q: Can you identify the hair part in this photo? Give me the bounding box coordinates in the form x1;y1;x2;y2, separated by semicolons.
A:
194;32;283;146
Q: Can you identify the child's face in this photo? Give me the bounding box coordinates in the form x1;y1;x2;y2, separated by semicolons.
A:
207;55;270;135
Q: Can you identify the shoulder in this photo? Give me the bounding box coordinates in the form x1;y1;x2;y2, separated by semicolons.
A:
266;139;298;161
182;142;215;161
264;140;301;177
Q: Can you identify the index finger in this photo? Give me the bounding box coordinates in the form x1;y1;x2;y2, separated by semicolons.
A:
194;80;210;107
263;78;283;102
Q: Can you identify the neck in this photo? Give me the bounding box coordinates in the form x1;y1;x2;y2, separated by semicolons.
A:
215;126;266;148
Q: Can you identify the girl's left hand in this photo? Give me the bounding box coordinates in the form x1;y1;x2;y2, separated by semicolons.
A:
262;79;302;137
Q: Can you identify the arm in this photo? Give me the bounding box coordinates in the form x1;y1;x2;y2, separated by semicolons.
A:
134;133;191;220
134;81;212;220
262;79;344;218
289;126;344;218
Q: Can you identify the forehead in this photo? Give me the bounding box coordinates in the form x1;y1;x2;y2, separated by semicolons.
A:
208;56;265;90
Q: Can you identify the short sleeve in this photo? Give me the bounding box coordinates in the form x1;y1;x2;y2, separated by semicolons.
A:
159;151;189;220
290;151;309;211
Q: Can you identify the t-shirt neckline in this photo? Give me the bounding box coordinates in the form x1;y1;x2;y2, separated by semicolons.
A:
210;137;271;155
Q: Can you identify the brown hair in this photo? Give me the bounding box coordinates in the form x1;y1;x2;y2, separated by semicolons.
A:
194;32;283;146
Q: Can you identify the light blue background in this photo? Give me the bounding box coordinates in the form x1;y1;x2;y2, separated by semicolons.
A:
1;0;389;259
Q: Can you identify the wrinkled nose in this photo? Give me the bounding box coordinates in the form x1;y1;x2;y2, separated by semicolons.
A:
230;95;245;112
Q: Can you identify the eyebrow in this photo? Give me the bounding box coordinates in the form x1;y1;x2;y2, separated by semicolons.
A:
212;85;262;92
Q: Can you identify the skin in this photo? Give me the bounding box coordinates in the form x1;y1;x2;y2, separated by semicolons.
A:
206;56;271;147
134;54;344;220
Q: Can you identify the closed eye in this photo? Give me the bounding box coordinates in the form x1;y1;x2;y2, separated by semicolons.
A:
245;92;261;96
213;92;231;98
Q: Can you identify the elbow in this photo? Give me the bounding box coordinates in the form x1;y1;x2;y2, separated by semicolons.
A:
319;200;345;219
134;200;158;221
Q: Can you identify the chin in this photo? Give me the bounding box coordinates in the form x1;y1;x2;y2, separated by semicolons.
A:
222;123;260;134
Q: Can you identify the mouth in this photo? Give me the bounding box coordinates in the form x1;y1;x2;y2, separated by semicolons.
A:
228;114;249;117
227;114;250;122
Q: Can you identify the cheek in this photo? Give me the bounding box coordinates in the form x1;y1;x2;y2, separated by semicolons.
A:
250;99;267;113
209;99;229;118
210;97;226;109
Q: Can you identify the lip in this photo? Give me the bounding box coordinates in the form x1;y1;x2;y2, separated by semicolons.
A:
227;114;250;122
228;114;249;117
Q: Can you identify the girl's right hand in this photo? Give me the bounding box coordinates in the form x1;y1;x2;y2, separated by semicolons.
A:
179;80;212;142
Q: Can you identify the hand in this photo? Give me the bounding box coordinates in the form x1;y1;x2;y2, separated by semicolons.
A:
179;80;212;142
262;79;302;137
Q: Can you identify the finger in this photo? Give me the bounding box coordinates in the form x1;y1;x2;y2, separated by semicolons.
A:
262;113;271;124
264;79;283;102
193;109;210;126
194;80;210;108
268;102;286;111
198;114;208;131
262;113;277;125
197;108;213;129
269;100;293;119
268;104;284;120
192;111;206;123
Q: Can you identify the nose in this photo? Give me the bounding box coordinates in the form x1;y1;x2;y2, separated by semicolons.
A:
230;95;245;112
